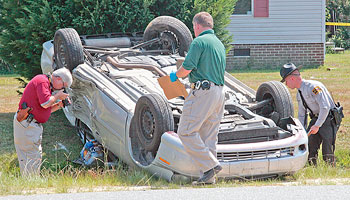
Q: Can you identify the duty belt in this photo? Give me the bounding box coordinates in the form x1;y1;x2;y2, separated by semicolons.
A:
309;111;333;119
190;80;223;90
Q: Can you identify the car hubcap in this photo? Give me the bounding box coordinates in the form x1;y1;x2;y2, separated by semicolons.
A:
141;108;155;140
160;31;178;54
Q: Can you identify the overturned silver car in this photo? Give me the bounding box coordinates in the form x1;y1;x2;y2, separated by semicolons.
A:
41;16;308;181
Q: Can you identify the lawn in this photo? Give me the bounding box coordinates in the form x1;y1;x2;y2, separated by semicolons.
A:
0;52;350;195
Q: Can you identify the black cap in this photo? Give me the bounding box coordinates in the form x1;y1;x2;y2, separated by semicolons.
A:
280;63;302;82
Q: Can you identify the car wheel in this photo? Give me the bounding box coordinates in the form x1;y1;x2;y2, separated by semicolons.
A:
256;81;294;124
143;16;193;56
134;93;174;154
54;28;84;71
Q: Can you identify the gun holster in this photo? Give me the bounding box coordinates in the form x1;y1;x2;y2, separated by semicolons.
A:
331;102;344;128
16;102;33;122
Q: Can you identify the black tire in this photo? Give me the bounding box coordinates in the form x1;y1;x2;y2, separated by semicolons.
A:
256;81;294;124
143;16;193;56
134;93;174;154
54;28;84;71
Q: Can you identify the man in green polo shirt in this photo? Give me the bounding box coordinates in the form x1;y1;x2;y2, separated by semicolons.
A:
170;12;226;185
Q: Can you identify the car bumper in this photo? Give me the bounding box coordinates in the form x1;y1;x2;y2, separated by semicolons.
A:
143;122;308;181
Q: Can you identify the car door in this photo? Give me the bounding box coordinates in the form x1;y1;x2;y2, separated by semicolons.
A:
73;64;130;159
90;88;129;158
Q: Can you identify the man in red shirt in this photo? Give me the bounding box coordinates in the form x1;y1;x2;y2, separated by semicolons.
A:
13;67;73;175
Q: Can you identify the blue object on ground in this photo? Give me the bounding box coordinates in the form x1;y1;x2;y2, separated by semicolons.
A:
80;140;103;166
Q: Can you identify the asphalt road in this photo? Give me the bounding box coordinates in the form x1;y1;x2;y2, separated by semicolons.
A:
2;185;350;200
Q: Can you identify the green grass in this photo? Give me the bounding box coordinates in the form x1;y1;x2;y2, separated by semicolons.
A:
1;52;350;195
0;163;170;195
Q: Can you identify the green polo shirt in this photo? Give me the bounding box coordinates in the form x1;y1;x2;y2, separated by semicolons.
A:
182;29;226;85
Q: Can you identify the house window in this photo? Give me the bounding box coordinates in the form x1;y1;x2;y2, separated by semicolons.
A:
233;0;252;15
233;0;269;17
234;49;250;57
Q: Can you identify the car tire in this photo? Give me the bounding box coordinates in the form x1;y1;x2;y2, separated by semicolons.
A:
54;28;84;71
134;93;174;154
143;16;193;56
256;81;294;124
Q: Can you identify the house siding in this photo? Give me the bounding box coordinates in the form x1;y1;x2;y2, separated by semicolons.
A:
227;0;325;69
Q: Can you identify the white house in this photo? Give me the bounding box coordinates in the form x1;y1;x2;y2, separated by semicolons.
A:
226;0;325;69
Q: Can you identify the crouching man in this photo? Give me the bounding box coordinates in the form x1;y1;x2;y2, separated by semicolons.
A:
280;63;339;166
14;67;73;175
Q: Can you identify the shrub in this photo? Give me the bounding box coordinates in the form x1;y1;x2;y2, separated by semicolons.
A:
148;0;194;31
0;59;13;74
331;27;350;49
326;45;335;54
0;0;60;78
0;0;154;79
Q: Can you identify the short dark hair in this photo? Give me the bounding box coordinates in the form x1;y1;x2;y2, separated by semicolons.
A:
193;12;213;28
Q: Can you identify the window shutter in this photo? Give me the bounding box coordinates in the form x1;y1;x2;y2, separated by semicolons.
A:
254;0;269;17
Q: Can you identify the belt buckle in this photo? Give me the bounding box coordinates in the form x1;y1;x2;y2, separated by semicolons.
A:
201;80;210;90
195;81;201;90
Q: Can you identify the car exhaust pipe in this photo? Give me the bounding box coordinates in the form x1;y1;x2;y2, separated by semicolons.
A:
107;56;167;77
82;37;131;48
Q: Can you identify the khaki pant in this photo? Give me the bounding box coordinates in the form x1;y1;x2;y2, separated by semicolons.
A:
13;113;43;176
177;85;225;173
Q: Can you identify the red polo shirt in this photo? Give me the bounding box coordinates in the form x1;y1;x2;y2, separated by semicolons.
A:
18;74;52;123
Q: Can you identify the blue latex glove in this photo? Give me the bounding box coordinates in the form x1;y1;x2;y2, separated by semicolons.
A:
169;71;178;82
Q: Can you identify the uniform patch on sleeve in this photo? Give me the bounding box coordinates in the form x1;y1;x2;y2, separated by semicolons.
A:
312;86;322;95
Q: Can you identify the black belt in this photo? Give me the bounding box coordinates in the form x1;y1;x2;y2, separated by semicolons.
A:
309;111;333;119
190;80;223;90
